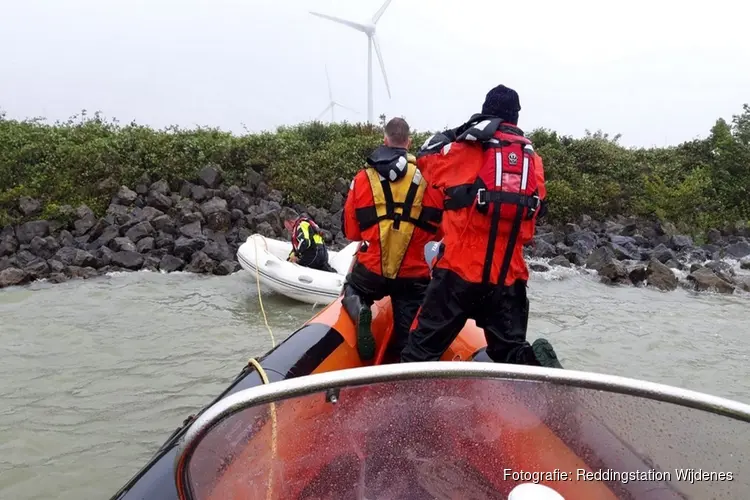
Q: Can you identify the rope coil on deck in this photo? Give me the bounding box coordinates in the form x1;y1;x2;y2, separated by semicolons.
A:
247;236;278;499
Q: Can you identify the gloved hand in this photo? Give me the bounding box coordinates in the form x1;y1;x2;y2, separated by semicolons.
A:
537;199;548;219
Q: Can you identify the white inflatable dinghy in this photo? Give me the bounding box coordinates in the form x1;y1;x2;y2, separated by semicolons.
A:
237;234;359;305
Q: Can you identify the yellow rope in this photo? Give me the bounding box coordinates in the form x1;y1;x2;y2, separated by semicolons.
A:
253;237;276;349
247;236;278;499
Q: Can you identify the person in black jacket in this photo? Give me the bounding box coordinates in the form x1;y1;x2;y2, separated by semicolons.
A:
284;215;335;272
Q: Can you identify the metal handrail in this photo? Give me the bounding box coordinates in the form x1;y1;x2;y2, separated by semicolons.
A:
173;361;750;496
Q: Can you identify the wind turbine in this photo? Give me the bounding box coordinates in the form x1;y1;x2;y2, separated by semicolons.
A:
310;0;393;125
316;65;358;122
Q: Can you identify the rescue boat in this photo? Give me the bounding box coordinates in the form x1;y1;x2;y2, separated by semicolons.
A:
110;292;750;500
236;234;359;305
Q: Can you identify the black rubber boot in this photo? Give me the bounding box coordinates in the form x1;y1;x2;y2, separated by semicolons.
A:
342;289;375;361
532;338;563;368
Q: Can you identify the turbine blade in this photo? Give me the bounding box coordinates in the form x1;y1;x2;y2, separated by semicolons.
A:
372;0;393;24
325;65;333;102
317;103;333;120
334;103;360;114
372;34;391;98
309;11;368;32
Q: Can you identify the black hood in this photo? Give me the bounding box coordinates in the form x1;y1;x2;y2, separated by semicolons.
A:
366;145;411;182
417;131;454;158
453;113;525;143
454;113;498;137
417;114;523;156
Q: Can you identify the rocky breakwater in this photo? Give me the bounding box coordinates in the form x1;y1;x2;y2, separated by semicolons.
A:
527;216;750;294
0;166;351;289
2;164;749;295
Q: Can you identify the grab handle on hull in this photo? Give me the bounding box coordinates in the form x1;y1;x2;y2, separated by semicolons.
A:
298;275;313;284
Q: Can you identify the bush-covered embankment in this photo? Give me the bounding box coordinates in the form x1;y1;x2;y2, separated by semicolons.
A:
0;107;749;292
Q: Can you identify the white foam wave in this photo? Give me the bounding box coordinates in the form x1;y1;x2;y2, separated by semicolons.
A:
527;255;750;297
527;257;591;282
103;268;190;278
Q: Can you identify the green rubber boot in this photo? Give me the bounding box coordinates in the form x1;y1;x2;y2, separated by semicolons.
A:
532;338;563;369
342;290;375;361
356;306;374;361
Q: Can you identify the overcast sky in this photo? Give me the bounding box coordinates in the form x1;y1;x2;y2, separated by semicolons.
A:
1;0;748;147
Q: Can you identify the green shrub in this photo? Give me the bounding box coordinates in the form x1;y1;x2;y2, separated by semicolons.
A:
1;105;749;236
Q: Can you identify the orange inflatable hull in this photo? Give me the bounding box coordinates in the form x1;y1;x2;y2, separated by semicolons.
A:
179;296;619;500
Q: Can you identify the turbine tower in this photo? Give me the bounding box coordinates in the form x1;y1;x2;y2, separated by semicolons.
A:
316;65;358;122
310;0;393;125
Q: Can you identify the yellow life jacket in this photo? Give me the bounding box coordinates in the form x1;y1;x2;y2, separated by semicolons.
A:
299;221;325;245
357;156;439;279
288;220;325;261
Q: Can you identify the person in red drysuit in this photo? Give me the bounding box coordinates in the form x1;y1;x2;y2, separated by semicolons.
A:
342;117;444;362
400;84;562;368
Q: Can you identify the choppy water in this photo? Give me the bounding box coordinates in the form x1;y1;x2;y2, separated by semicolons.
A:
0;266;748;500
